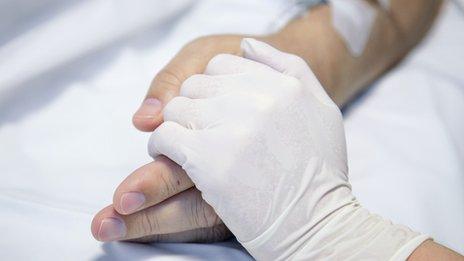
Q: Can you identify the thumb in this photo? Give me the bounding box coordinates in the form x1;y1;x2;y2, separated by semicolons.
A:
241;38;333;105
133;38;219;132
148;121;192;166
241;38;313;80
132;55;203;132
133;36;243;132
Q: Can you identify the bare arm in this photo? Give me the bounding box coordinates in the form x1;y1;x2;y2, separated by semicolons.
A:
409;240;464;260
265;0;443;106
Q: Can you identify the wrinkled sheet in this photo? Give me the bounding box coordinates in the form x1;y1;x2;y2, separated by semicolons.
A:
0;0;462;259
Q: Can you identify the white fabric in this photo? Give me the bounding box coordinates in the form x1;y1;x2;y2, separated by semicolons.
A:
346;1;464;254
0;0;463;259
0;0;197;96
148;38;429;260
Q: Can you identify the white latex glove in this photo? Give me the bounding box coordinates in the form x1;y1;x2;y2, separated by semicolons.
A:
148;38;429;260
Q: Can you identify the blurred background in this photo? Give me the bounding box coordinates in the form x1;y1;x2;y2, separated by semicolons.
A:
0;0;463;260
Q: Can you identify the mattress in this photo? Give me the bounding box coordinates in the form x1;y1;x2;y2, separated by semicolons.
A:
0;0;462;259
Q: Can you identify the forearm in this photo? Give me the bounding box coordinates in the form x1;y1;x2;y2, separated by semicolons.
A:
264;0;443;106
409;240;464;261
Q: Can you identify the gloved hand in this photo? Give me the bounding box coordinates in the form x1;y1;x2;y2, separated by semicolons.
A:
148;38;429;260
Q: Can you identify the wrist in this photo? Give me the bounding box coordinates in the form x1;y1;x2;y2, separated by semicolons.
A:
292;203;429;261
241;178;354;260
260;5;342;104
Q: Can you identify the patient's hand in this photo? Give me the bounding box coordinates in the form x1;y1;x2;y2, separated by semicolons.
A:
93;35;249;242
92;32;323;243
91;156;231;242
132;35;245;132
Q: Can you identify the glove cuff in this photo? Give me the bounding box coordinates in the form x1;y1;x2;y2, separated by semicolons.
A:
291;203;430;260
243;200;429;260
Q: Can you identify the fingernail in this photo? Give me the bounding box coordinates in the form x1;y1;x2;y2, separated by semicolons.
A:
120;192;146;214
98;217;126;241
134;98;162;119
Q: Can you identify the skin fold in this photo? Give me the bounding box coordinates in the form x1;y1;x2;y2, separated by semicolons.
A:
92;1;464;259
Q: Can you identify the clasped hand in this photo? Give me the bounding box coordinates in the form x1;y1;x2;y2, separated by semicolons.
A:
92;39;426;260
147;38;352;259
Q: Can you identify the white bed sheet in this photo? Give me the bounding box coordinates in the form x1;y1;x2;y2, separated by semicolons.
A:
0;0;462;259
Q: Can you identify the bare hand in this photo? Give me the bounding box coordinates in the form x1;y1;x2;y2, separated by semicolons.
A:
92;35;253;242
91;156;231;242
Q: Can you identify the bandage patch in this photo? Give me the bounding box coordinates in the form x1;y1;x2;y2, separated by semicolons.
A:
329;0;377;56
378;0;390;10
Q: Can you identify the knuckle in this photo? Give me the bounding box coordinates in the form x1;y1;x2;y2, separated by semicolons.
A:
208;53;232;68
158;119;178;131
189;193;205;227
150;122;175;145
163;96;184;115
137;211;160;235
201;223;231;243
250;91;278;114
154;67;184;92
188;191;218;228
182;74;203;87
180;74;204;95
157;169;178;198
148;132;160;158
164;97;198;124
201;203;221;227
210;223;232;241
283;75;304;95
287;54;307;67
